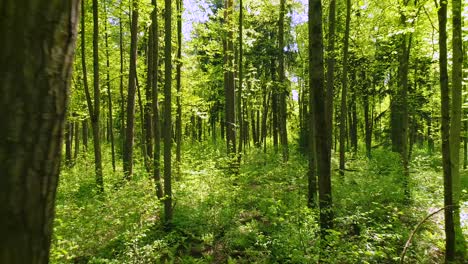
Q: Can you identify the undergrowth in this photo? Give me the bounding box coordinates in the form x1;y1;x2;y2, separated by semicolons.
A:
51;143;467;263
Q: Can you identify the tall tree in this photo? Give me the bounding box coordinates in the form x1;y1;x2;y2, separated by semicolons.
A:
450;0;466;258
224;0;236;155
326;0;336;149
0;0;79;262
176;0;183;173
309;0;333;235
123;0;139;179
278;0;289;162
150;0;163;198
104;0;116;172
437;0;455;261
339;0;351;177
237;0;244;156
164;0;173;223
82;0;104;192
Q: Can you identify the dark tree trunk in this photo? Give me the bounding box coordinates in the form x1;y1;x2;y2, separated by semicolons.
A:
278;0;288;162
437;1;455;261
119;4;126;157
123;0;139;179
224;0;236;155
326;0;336;150
309;0;333;235
104;2;116;172
65;122;72;164
176;0;183;172
237;0;244;157
0;1;79;262
164;0;173;224
150;0;163;199
74;121;80;159
339;0;351;177
82;119;89;151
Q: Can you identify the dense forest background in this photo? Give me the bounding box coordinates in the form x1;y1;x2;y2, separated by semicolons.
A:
1;0;468;263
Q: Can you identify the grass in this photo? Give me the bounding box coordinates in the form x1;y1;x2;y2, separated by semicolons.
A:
50;141;467;263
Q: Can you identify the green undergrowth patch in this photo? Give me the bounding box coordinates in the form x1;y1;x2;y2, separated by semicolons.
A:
51;143;466;263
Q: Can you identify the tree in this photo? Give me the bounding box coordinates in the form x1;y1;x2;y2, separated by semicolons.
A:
278;0;289;162
450;0;466;258
339;0;351;177
82;0;104;192
437;0;455;261
176;0;183;173
123;0;139;179
104;0;116;172
164;0;173;224
0;0;79;262
224;0;236;155
309;0;333;235
326;0;336;149
150;0;163;199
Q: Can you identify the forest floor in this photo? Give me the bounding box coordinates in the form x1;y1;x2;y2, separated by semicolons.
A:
51;142;467;263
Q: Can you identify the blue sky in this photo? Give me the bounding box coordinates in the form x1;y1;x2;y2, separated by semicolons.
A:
183;0;308;41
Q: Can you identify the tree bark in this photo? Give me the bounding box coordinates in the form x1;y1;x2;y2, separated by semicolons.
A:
450;0;466;257
309;0;333;235
150;0;163;199
123;0;139;179
0;0;79;262
278;0;289;162
176;0;183;173
326;0;336;150
237;0;244;157
164;0;173;224
224;0;236;155
437;1;455;261
339;0;351;177
104;1;116;172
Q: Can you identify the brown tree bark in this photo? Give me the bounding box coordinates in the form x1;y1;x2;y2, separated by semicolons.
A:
339;0;351;177
164;0;173;224
309;0;333;234
278;0;289;162
437;0;455;261
0;0;79;262
123;0;139;179
150;0;163;198
176;0;183;173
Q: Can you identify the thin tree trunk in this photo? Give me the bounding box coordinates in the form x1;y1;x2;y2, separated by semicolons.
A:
339;0;351;177
437;1;455;261
104;2;116;172
450;0;466;257
237;0;244;157
119;2;126;157
224;0;236;155
0;0;79;261
65;121;72;165
151;0;163;198
176;0;183;173
74;121;80;159
278;0;288;162
309;0;333;236
326;0;336;150
123;0;139;179
82;119;88;151
164;0;173;224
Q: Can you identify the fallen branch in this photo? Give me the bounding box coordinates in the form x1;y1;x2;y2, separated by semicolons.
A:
399;205;456;264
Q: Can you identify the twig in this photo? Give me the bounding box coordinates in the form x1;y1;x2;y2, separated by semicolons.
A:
400;205;456;264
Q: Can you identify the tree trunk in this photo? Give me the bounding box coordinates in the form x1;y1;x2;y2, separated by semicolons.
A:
82;119;88;151
437;1;455;261
176;0;183;173
150;0;163;199
326;0;336;150
119;3;126;157
450;0;466;257
278;0;288;162
309;0;333;235
0;1;79;262
224;0;236;155
74;121;80;159
123;0;139;179
65;121;72;165
238;0;244;157
164;0;173;224
339;0;351;177
104;2;116;172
